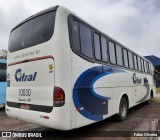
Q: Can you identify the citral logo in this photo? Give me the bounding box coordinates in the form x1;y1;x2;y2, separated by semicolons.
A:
15;69;37;82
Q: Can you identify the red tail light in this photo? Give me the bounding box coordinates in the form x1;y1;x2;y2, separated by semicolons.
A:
54;86;65;107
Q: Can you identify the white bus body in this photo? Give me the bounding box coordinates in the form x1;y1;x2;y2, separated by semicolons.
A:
6;6;155;130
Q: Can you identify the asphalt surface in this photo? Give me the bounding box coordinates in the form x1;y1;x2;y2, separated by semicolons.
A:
0;97;160;140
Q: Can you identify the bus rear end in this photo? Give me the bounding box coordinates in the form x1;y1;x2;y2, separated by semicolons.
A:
0;59;7;107
6;6;71;130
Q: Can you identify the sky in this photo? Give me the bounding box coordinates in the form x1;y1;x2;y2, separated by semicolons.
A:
0;0;160;57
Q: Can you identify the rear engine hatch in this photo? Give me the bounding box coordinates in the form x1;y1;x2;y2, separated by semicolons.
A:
7;57;54;112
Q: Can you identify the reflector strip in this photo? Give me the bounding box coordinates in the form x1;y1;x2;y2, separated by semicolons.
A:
40;115;49;119
76;107;84;111
8;55;54;66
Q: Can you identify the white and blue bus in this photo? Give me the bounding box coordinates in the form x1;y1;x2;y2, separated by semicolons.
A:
6;6;155;130
0;59;6;107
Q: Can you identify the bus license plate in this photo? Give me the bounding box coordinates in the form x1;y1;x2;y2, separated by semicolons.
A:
20;104;30;110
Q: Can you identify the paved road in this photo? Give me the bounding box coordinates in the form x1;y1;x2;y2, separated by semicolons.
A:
0;98;160;139
0;108;40;131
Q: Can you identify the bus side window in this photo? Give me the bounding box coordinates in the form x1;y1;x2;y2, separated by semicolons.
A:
101;36;108;62
0;64;6;82
72;20;80;52
148;63;151;74
144;60;147;73
133;55;138;70
0;69;2;82
143;60;145;73
149;63;151;74
79;23;93;58
128;51;134;69
137;56;142;72
116;44;123;66
141;59;144;72
109;41;116;64
94;33;101;60
3;69;6;82
146;62;149;73
123;49;129;68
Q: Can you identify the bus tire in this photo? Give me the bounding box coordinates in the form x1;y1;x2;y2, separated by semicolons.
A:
116;97;128;121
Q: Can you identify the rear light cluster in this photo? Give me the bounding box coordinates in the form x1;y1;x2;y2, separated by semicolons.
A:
53;86;65;107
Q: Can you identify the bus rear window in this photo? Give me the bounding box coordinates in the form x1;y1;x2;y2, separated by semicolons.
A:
0;64;6;82
9;11;55;52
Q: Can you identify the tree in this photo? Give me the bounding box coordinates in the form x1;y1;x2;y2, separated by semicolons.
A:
0;49;7;59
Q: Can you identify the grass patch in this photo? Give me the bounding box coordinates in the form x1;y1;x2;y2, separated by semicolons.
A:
149;97;160;104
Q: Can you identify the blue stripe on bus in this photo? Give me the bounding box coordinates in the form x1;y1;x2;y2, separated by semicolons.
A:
73;65;125;121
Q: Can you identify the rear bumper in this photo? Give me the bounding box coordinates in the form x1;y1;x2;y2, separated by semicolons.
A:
6;103;71;130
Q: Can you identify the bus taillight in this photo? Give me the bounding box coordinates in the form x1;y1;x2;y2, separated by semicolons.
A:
54;86;65;107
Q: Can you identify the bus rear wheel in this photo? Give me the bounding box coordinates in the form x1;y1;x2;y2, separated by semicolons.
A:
116;97;128;121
